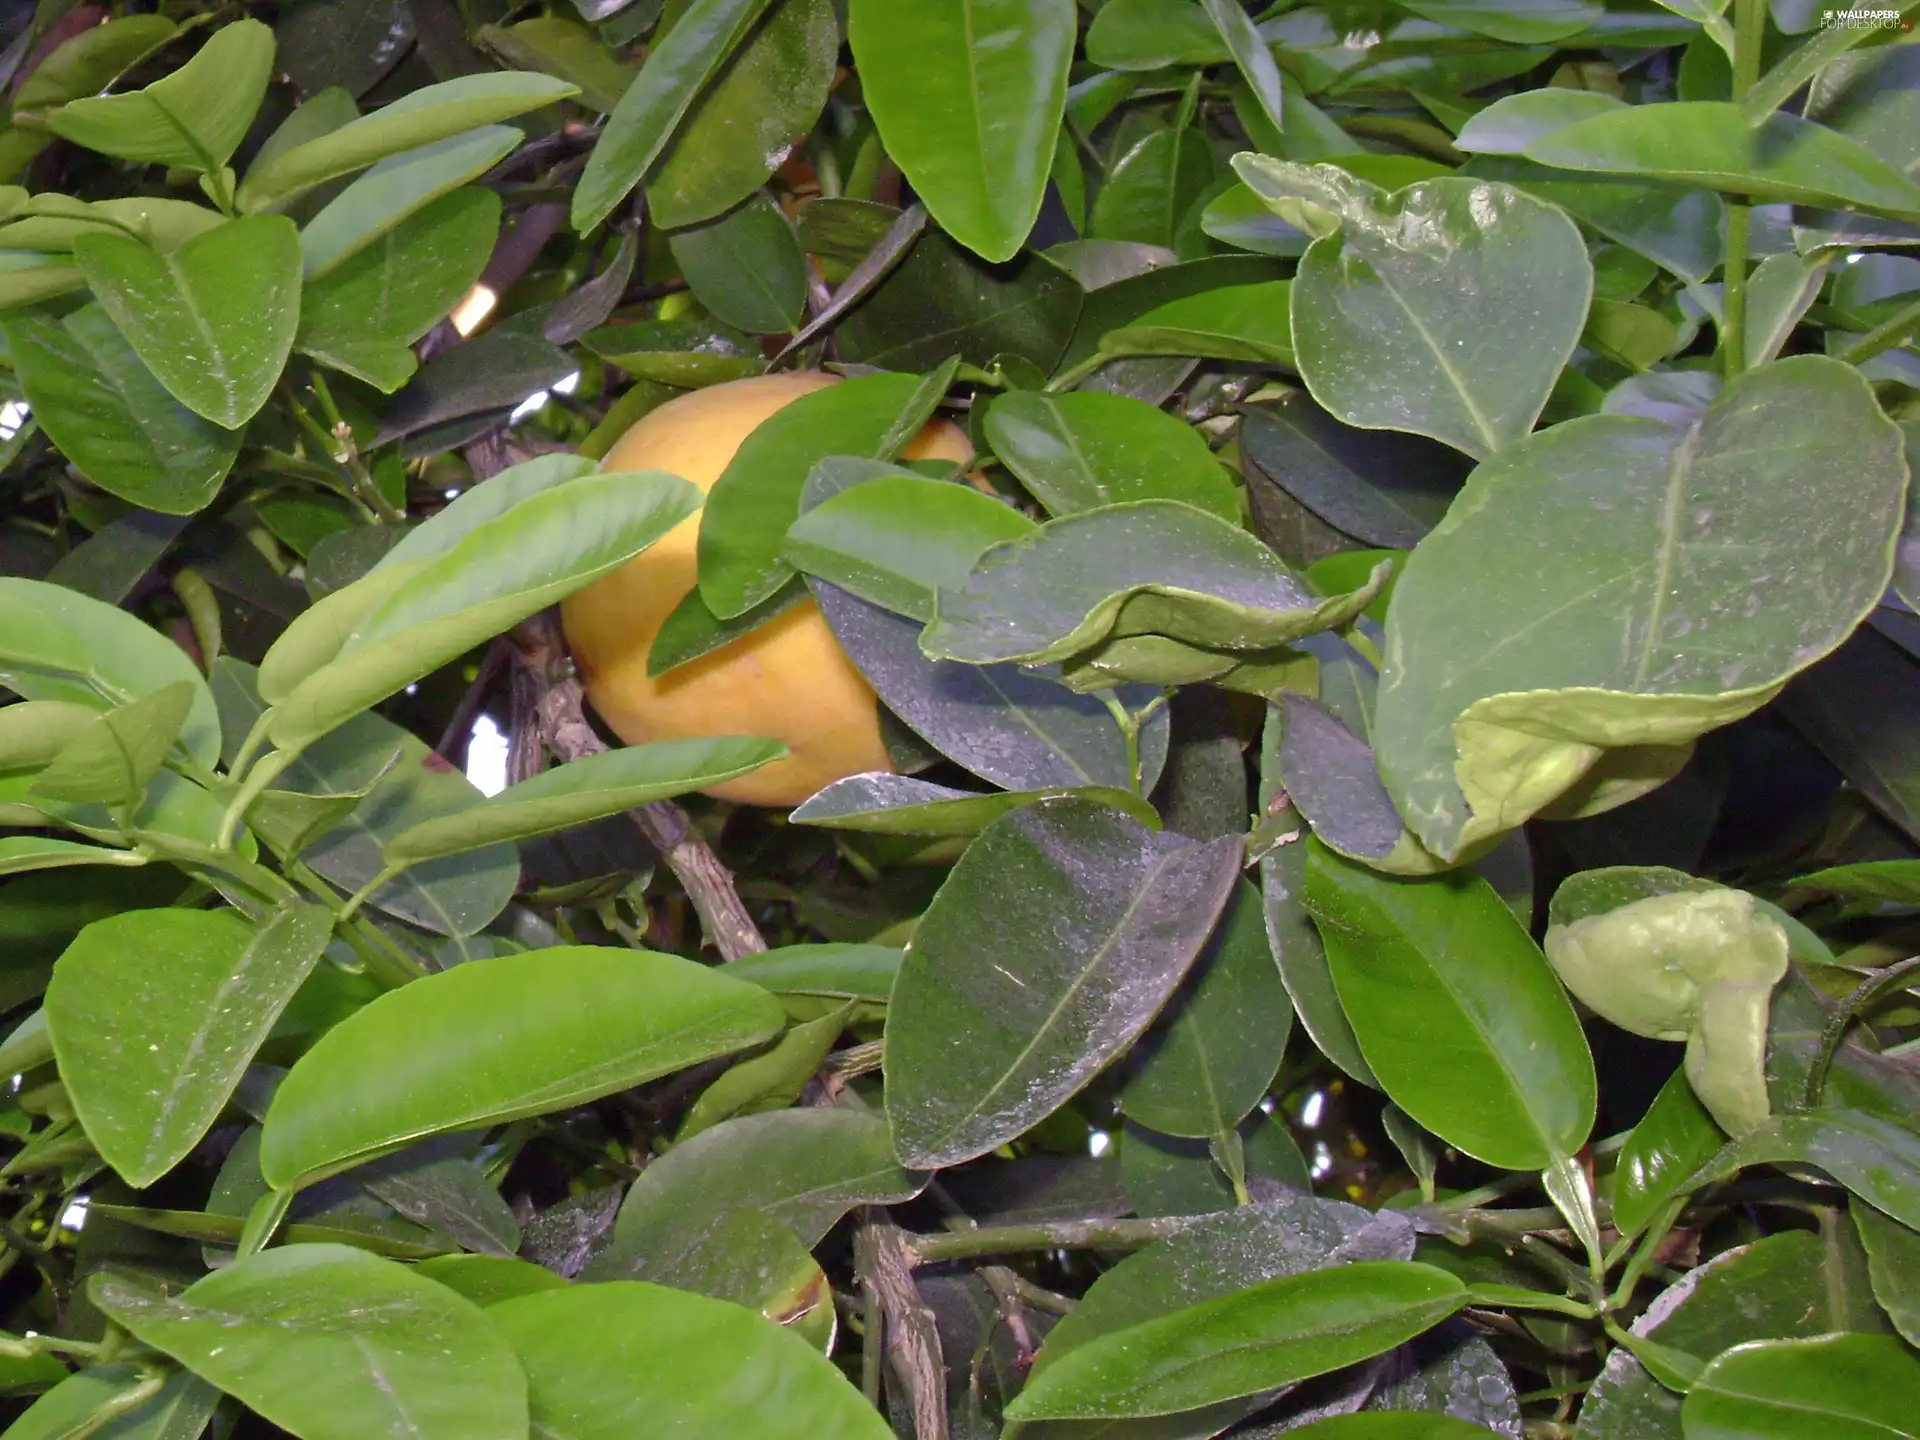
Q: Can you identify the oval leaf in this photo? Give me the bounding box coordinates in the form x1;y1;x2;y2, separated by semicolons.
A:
887;797;1243;1168
1682;1334;1920;1439
259;947;786;1187
985;390;1242;522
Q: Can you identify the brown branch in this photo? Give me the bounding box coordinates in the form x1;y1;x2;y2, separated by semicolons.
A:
855;1221;949;1440
508;610;768;960
435;638;510;760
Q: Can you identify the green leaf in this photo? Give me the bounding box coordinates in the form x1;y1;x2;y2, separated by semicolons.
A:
481;16;637;113
297;186;502;393
1302;839;1596;1171
1682;1334;1920;1439
613;1108;925;1249
699;371;950;617
814;584;1168;793
238;73;578;214
3;307;240;515
90;1245;528;1440
215;660;517;937
1401;0;1601;41
1521;102;1920;220
835;230;1084;375
887;797;1242;1167
1093;125;1216;250
1201;0;1284;137
848;0;1075;262
491;1282;893;1439
298;127;518;282
785;471;1035;622
0;1364;213;1440
1006;1261;1468;1420
47;19;273;172
1235;158;1592;461
985;391;1241;522
791;772;1159;836
75;216;301;429
0;578;221;767
1273;693;1435;873
647;0;840;230
10;16;180;129
29;682;195;807
1054;253;1283;377
571;0;776;234
412;1255;567;1308
0;700;99;772
47;905;331;1188
1688;1108;1920;1231
1375;356;1907;861
351;1135;522;1259
259;947;784;1187
582;1204;830;1336
1611;1066;1726;1239
266;472;700;752
1854;1205;1920;1347
382;736;784;864
1086;0;1232;68
1119;879;1292;1139
667;192;806;333
1287;1418;1507;1439
0;836;148;876
724;944;903;1006
1095;279;1296;367
921;500;1385;669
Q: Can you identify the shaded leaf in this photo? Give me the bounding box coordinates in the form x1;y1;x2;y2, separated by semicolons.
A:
985;391;1240;522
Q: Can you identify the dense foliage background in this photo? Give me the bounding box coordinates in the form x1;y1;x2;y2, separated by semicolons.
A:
0;0;1915;1436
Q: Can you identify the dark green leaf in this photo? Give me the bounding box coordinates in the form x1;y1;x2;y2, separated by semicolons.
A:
1086;0;1231;68
75;216;301;428
350;1135;521;1258
1376;357;1907;861
1688;1108;1920;1230
571;0;776;233
647;0;839;230
886;798;1242;1167
667;192;806;333
1402;0;1600;41
985;391;1240;522
1302;840;1596;1170
481;16;636;112
91;1245;527;1440
792;772;1158;835
1202;0;1284;136
848;0;1075;262
1854;1205;1920;1346
4;307;240;514
1095;280;1296;367
259;947;785;1186
1611;1066;1725;1239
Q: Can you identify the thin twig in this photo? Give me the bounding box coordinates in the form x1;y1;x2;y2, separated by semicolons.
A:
509;611;768;960
908;1214;1204;1265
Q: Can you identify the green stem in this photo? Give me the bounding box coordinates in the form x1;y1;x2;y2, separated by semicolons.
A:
1803;954;1920;1106
1841;293;1920;367
227;709;277;788
1044;352;1109;393
1721;0;1767;379
907;1214;1204;1265
338;865;404;924
1098;690;1144;795
215;748;297;850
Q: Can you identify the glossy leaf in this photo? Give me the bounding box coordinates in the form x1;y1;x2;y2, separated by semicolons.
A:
1375;356;1907;861
572;0;775;233
1854;1205;1920;1346
47;905;331;1188
725;944;903;1005
887;798;1242;1167
265;472;700;752
792;772;1159;836
1235;158;1591;461
259;947;785;1186
667;192;807;333
4;307;240;515
1202;0;1284;136
922;501;1385;670
1302;839;1596;1170
1523;102;1920;220
1006;1261;1468;1420
1120;880;1293;1139
1086;0;1232;68
0;579;221;767
492;1282;892;1439
30;682;195;806
75;216;300;429
91;1245;527;1440
1689;1108;1920;1230
1611;1066;1726;1238
848;0;1075;263
239;73;578;214
647;0;839;230
383;736;784;864
699;371;947;618
48;20;273;171
297;186;502;393
614;1108;925;1249
1682;1334;1920;1439
1094;126;1216;250
1465;155;1724;285
412;1254;566;1308
816;584;1169;793
985;391;1240;522
10;16;180;129
1290;1419;1501;1439
1095;280;1296;367
1402;0;1600;41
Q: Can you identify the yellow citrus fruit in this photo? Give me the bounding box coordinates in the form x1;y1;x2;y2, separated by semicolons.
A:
560;372;972;807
